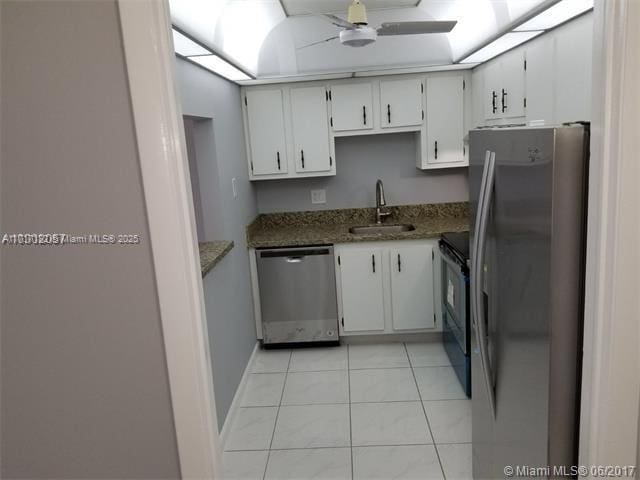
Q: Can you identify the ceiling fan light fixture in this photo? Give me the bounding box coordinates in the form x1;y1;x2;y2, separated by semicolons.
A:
347;0;368;25
340;27;377;47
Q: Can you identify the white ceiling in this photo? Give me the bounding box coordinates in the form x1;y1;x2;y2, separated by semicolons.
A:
281;0;419;16
169;0;549;78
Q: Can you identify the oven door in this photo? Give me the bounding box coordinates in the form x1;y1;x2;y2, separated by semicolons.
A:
440;250;469;354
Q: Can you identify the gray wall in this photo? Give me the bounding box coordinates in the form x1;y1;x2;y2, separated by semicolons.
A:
0;1;180;478
184;117;207;242
174;58;258;428
255;133;469;213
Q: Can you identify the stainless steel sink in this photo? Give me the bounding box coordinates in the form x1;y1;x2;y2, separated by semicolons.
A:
349;224;416;235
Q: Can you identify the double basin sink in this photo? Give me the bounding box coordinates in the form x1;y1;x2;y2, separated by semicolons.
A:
348;224;415;235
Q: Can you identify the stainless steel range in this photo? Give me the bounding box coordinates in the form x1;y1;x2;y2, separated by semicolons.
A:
439;231;471;397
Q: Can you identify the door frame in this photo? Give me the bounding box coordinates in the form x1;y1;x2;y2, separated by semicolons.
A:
118;0;219;477
116;0;640;474
578;0;640;468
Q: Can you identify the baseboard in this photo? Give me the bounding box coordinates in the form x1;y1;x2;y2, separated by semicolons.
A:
342;332;443;344
219;341;259;450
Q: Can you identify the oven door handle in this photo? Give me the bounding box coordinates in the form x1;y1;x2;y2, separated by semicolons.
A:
440;247;466;274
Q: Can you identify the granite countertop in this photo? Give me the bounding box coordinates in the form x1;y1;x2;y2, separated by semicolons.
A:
199;241;234;277
246;203;469;248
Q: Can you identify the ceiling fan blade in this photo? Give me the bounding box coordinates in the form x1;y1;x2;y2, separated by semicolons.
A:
318;13;357;30
297;36;340;50
377;20;457;36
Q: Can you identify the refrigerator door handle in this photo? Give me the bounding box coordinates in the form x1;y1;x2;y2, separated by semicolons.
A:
471;150;497;417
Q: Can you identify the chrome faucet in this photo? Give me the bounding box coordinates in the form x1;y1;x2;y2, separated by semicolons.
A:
375;179;391;224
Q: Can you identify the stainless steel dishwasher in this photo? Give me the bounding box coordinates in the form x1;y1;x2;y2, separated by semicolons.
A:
256;245;339;346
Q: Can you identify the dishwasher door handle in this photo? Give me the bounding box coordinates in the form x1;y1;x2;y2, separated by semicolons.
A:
285;256;303;263
260;248;331;258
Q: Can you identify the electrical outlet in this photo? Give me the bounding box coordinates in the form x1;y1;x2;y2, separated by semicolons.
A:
231;178;238;199
311;189;326;204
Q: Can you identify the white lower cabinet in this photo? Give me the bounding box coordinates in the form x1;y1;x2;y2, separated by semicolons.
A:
337;248;385;333
335;240;439;335
390;245;435;331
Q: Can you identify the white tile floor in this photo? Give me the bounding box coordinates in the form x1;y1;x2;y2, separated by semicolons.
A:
222;342;472;480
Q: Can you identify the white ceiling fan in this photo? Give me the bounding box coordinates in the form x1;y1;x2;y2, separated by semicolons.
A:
299;0;457;49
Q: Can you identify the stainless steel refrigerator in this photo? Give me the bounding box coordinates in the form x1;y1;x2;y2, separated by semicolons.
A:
469;124;589;478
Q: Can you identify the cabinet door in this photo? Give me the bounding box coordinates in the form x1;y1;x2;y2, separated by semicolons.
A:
338;249;385;332
500;50;526;119
380;78;423;128
245;89;288;175
525;35;555;125
290;86;332;173
330;83;374;132
390;244;435;331
425;75;465;165
554;15;592;123
484;62;501;120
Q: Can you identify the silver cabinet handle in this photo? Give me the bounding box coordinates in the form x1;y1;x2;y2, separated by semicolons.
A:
471;150;496;417
285;256;303;263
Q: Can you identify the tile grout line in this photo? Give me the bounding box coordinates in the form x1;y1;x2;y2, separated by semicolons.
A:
347;344;354;480
224;441;471;453
261;349;292;480
403;342;448;480
251;365;454;376
242;398;466;409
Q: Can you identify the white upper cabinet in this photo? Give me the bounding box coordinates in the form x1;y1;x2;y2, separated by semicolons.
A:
290;86;332;173
424;75;465;167
338;248;385;333
390;244;435;331
474;14;593;128
330;82;374;132
379;78;423;128
483;51;526;120
483;61;501;120
524;35;555;125
245;89;288;176
554;15;592;124
500;49;526;119
243;71;471;180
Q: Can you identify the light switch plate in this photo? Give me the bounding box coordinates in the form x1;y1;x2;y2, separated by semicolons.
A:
231;178;238;199
311;189;326;204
